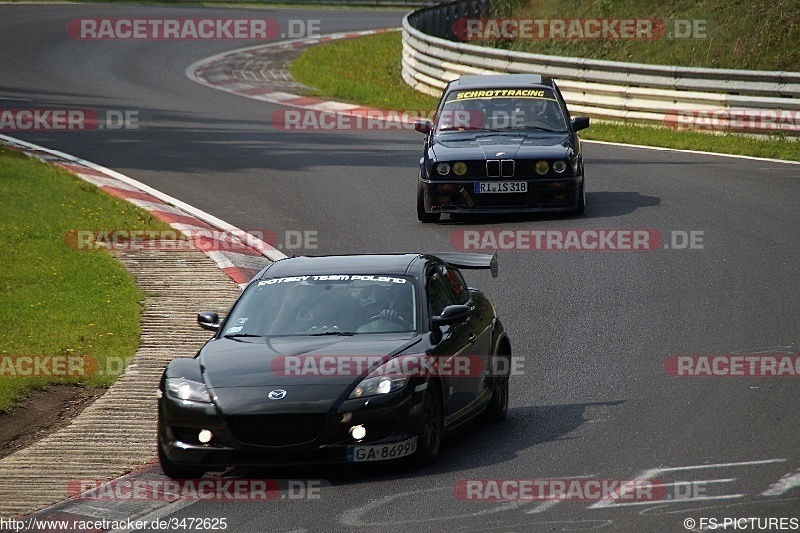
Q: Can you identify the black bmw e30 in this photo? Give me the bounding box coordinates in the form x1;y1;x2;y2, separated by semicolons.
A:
415;74;590;222
157;253;511;478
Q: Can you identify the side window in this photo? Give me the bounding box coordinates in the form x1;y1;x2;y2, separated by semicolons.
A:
427;271;453;317
441;266;469;305
552;83;571;122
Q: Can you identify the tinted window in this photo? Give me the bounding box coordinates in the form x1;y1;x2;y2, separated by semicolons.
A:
441;266;469;305
436;87;567;133
427;271;453;317
224;275;417;335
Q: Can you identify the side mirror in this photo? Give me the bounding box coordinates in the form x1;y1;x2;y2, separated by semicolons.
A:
414;119;433;134
572;116;590;131
431;304;470;327
197;311;220;331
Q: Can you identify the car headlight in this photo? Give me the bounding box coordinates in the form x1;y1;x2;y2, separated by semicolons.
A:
535;161;550;175
165;378;212;403
552;160;567;173
435;162;451;176
452;161;467;176
349;361;410;399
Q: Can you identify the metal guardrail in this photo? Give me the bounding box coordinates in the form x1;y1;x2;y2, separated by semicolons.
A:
167;0;433;6
201;0;434;6
402;0;800;134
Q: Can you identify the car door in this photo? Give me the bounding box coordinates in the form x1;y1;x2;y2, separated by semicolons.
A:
440;265;493;405
425;265;476;422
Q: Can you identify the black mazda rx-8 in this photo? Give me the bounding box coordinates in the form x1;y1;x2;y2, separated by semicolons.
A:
157;252;511;478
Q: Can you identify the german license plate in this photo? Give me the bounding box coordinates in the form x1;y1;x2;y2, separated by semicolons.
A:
346;437;417;462
474;181;527;193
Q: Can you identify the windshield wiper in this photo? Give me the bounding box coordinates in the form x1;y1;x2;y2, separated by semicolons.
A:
308;331;357;336
438;126;494;132
510;126;565;132
223;333;266;339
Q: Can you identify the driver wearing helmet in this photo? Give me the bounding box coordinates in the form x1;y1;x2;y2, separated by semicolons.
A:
356;283;414;333
520;98;564;130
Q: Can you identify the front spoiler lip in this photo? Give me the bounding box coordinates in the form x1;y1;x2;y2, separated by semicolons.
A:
433;205;578;214
160;432;419;468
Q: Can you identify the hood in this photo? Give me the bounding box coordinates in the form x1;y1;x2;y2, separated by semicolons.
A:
199;334;419;415
431;132;574;161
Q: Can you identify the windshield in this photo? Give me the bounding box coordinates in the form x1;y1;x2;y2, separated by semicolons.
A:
222;275;417;336
436;87;567;134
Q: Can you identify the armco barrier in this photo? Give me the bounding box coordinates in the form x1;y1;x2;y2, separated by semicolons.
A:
401;0;800;134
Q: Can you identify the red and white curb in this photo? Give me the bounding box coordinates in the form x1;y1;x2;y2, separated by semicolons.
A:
0;134;286;288
186;28;425;127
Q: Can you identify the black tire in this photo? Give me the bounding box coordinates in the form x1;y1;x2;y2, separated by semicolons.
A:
485;352;510;423
573;177;586;216
414;384;443;465
158;442;206;479
417;183;440;223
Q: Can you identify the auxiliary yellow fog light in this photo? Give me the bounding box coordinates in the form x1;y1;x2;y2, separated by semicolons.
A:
452;162;468;176
535;161;550;175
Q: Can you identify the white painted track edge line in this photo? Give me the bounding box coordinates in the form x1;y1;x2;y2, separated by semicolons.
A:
583;139;800;165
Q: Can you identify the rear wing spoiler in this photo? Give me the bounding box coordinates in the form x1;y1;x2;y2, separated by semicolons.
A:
432;252;498;278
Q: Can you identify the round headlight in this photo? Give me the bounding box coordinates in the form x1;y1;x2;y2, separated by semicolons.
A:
452;162;468;176
535;161;550;175
436;162;451;176
553;160;567;173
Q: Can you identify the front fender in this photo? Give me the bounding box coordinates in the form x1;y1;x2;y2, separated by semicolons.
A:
161;357;204;389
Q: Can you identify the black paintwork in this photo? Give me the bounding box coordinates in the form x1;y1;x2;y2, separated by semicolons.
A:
417;74;589;216
157;253;510;472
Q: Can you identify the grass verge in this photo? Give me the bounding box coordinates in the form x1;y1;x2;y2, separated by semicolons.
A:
290;31;800;162
497;0;799;71
0;146;171;411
